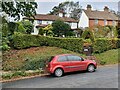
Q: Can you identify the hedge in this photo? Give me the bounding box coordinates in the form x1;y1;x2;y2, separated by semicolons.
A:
12;33;84;53
12;33;120;54
93;38;120;53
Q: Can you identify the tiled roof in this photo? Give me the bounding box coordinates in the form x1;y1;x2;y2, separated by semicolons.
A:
24;14;78;23
84;10;118;20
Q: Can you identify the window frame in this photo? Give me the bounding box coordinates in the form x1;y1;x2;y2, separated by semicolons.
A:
66;55;83;61
94;19;98;25
57;56;68;62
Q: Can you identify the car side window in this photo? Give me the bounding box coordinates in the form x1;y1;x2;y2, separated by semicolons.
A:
57;56;68;62
67;55;82;61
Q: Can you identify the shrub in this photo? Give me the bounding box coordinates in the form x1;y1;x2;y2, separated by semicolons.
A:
12;33;84;53
52;19;71;37
81;29;95;42
93;38;119;53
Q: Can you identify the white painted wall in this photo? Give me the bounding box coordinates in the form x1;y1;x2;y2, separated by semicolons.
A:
32;20;78;35
71;23;78;29
42;21;53;25
79;10;89;28
31;20;39;35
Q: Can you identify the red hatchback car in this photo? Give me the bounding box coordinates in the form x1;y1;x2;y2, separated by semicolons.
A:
46;54;97;77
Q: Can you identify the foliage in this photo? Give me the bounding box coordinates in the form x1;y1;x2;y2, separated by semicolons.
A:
17;22;26;34
92;25;118;38
42;24;54;36
52;19;71;37
21;20;34;34
100;60;106;65
49;1;82;20
95;49;119;65
93;38;119;53
81;29;95;42
12;33;83;53
2;46;85;71
38;28;44;35
2;0;37;20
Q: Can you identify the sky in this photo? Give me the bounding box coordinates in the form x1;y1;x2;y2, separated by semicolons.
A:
35;0;120;14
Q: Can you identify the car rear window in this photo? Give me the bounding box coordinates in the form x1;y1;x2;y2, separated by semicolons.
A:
57;56;68;62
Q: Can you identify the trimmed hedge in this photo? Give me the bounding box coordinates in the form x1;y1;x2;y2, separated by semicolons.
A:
93;38;120;53
12;33;84;53
12;33;120;54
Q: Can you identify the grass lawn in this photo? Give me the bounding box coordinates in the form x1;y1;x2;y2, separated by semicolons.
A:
2;46;85;71
2;46;119;71
2;47;119;80
94;49;119;65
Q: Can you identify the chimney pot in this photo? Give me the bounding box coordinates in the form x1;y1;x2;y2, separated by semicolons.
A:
87;4;92;11
104;6;109;12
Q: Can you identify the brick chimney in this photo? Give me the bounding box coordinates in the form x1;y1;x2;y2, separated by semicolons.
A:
87;4;92;11
104;6;109;12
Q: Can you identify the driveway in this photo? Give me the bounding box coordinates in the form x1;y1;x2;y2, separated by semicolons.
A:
2;64;119;88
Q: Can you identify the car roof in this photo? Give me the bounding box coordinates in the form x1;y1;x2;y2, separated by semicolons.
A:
55;54;75;57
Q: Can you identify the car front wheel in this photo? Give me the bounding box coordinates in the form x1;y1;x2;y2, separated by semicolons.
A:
87;64;95;72
54;68;63;77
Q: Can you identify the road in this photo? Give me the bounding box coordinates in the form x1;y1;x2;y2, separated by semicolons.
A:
2;64;119;88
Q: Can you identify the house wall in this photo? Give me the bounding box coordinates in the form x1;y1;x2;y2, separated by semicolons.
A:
79;11;89;28
71;22;78;29
42;21;53;25
31;20;39;35
89;19;118;27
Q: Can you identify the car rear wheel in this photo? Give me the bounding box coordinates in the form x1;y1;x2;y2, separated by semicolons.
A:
54;68;63;77
87;64;95;72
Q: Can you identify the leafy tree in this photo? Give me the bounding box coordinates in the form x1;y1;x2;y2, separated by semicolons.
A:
16;20;33;34
2;0;37;20
21;20;34;34
49;1;81;20
52;19;71;37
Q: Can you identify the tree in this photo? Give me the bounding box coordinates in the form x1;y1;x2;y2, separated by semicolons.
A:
49;1;81;20
21;20;34;34
2;0;37;20
52;19;71;37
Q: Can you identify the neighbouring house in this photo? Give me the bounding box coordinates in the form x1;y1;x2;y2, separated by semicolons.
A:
23;12;79;35
79;5;118;28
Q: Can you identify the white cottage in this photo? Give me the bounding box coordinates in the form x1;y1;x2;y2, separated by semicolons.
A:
24;12;79;35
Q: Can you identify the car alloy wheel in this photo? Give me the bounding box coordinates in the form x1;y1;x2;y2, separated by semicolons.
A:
87;65;95;72
54;68;63;77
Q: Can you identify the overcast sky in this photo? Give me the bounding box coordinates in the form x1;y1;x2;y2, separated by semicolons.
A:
35;0;120;14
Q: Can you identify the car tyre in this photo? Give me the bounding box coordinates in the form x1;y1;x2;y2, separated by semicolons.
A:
54;68;63;77
87;64;95;72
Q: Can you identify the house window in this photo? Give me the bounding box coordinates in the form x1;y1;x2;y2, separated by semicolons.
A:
112;20;116;26
37;20;42;24
94;19;98;25
104;19;107;25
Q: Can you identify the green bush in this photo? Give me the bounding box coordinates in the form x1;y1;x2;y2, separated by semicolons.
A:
23;56;50;70
12;33;84;53
81;29;95;42
93;38;119;53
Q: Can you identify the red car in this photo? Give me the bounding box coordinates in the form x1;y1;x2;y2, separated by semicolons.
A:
46;54;97;77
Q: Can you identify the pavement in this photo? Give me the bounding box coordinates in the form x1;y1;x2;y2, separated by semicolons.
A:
2;64;119;88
